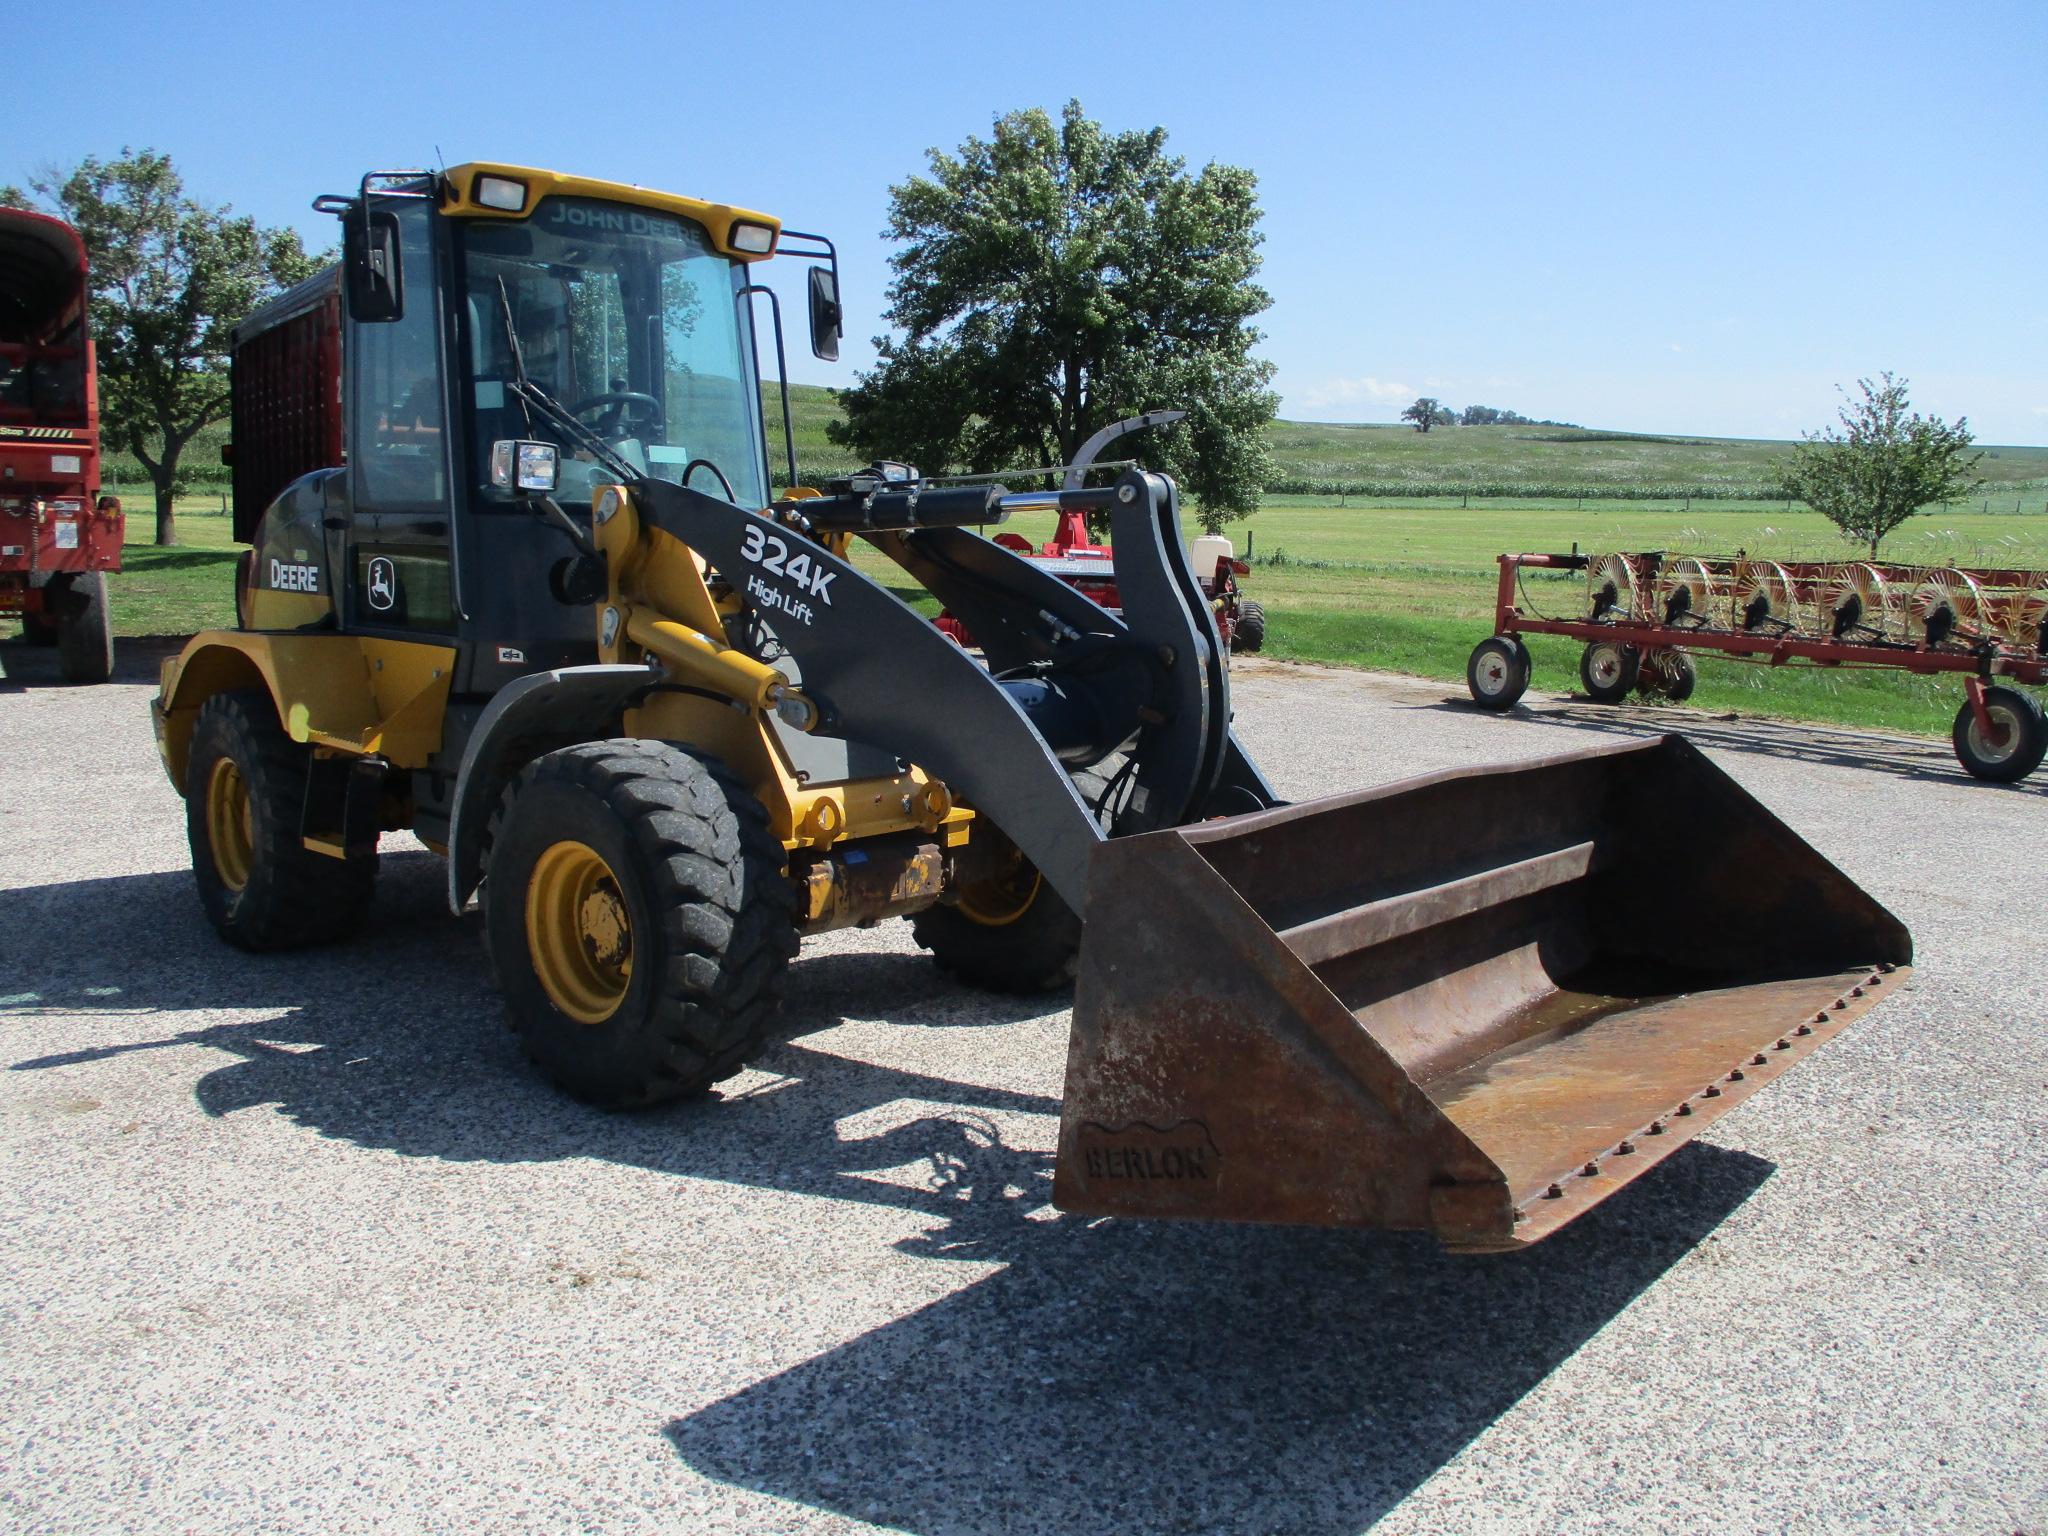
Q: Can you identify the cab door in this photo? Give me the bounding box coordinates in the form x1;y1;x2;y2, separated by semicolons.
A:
344;188;458;639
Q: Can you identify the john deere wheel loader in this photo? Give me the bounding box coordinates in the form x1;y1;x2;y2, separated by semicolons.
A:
153;165;1910;1251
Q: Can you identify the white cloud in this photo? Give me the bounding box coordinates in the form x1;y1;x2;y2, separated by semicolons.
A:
1668;342;1684;353
1295;375;1415;409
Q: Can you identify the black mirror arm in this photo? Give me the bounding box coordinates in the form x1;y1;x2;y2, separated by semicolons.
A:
533;494;601;562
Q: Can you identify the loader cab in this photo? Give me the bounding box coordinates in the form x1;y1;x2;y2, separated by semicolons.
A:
305;165;790;697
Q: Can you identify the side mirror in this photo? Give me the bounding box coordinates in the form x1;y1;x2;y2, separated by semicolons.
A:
344;210;405;323
807;266;841;362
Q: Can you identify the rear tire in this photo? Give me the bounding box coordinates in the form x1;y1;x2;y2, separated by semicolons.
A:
484;740;798;1107
1231;600;1267;654
186;688;377;949
56;572;113;684
1580;640;1639;704
1466;636;1531;709
913;754;1128;992
1952;686;2047;783
22;573;58;645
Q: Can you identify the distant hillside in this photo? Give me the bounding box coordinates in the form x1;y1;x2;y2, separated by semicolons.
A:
1265;418;2048;501
110;380;2048;510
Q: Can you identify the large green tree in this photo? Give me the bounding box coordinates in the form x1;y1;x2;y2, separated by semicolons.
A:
1776;373;1983;557
3;151;321;545
1400;396;1443;433
830;101;1278;531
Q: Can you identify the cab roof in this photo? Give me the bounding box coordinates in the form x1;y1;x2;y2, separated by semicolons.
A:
440;163;782;262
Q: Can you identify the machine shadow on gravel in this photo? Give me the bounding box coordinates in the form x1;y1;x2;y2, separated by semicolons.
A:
3;853;1067;1252
1427;691;2048;795
6;854;1774;1533
0;633;187;691
660;1142;1768;1536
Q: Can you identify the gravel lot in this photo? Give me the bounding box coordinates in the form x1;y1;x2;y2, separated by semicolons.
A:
3;639;2043;1536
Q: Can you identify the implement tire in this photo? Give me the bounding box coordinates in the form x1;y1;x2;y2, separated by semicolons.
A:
1952;686;2047;783
56;572;114;684
912;755;1127;993
1579;640;1639;704
186;688;376;949
1466;635;1531;709
484;740;798;1108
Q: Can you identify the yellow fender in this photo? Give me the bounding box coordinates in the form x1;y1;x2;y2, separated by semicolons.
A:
151;630;457;794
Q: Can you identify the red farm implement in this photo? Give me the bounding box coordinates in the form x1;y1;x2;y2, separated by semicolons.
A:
1;207;117;682
935;502;1265;656
927;409;1267;657
1467;550;2048;782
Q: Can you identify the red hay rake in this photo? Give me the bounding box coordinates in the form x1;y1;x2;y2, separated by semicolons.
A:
1467;551;2048;783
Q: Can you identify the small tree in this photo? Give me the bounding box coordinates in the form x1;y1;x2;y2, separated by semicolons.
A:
3;151;321;545
1776;373;1983;557
1401;396;1442;433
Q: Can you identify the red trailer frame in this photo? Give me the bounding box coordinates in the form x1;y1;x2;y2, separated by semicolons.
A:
1468;550;2048;783
1;207;118;681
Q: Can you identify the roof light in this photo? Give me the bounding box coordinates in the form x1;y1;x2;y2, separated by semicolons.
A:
475;175;527;212
729;220;777;254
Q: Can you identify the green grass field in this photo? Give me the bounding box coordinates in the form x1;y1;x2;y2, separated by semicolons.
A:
986;497;2048;737
88;396;2048;741
107;503;241;636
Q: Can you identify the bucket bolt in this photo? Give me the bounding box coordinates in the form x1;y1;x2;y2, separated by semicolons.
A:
1796;1023;1813;1036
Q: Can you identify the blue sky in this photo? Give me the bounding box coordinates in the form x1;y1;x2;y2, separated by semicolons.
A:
9;0;2044;443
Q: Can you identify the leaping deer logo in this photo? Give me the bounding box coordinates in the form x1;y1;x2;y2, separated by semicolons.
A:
366;557;397;612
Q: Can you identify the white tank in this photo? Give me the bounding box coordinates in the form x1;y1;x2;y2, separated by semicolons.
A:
1189;534;1233;580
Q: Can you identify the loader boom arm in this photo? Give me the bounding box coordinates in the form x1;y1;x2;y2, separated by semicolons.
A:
627;467;1269;906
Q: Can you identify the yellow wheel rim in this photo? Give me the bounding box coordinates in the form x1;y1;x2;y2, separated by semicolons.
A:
525;840;633;1024
205;758;255;894
956;849;1042;927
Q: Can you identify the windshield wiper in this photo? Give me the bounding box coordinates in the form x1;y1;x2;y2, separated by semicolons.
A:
493;277;637;484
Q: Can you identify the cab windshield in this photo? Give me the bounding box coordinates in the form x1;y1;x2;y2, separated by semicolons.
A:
459;195;768;507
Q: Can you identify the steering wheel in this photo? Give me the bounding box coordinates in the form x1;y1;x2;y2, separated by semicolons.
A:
567;391;661;438
683;458;737;500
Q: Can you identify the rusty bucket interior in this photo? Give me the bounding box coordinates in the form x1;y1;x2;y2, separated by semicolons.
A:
1054;736;1911;1251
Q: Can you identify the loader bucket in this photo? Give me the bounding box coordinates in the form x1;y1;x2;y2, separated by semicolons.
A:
1054;736;1910;1251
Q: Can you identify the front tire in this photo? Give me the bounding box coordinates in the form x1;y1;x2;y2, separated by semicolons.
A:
1467;636;1531;709
484;740;798;1107
1952;686;2046;783
913;754;1128;992
186;689;376;949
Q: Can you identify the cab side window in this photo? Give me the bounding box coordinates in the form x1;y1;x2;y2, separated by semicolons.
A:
352;199;446;507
